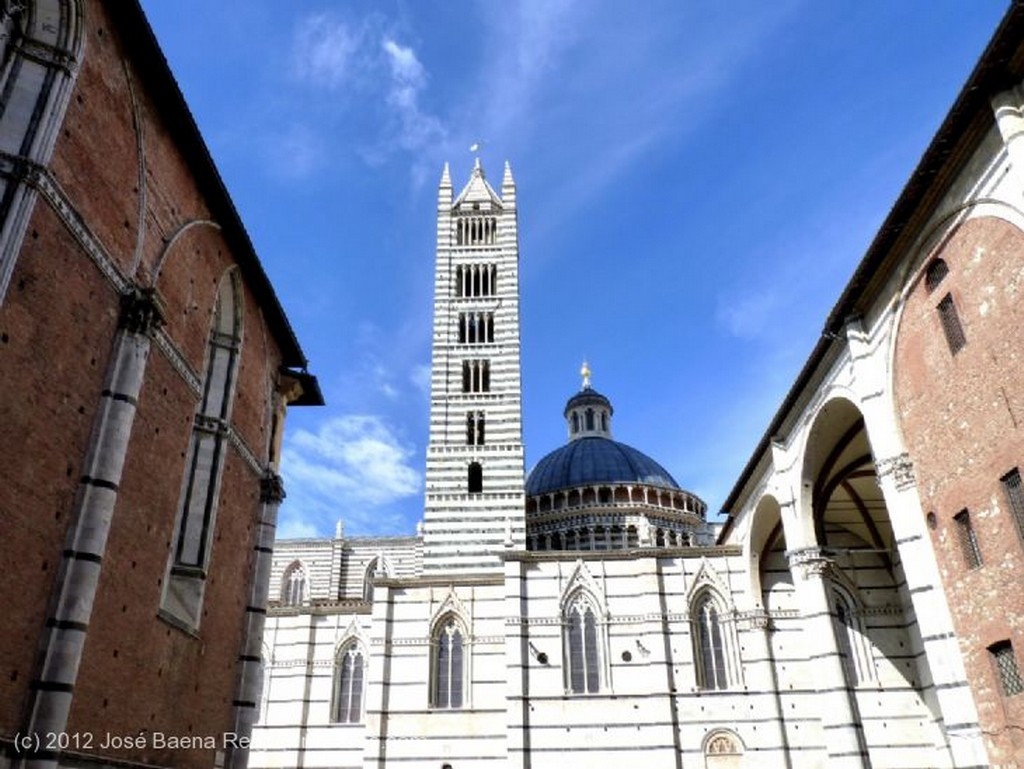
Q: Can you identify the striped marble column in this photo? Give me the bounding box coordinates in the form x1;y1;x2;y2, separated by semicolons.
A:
227;472;285;769
788;547;869;769
19;288;163;769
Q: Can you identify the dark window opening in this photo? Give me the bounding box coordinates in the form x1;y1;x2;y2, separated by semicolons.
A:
1002;468;1024;541
937;293;966;354
468;462;483;493
953;509;982;569
924;258;949;292
990;641;1024;696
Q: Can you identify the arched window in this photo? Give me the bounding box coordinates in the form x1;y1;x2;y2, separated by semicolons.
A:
281;562;307;606
572;412;580;433
832;588;872;685
585;408;595;430
163;273;243;627
432;616;466;708
333;642;365;723
468;462;483;493
564;593;601;693
924;258;949;292
694;594;728;690
363;558;380;603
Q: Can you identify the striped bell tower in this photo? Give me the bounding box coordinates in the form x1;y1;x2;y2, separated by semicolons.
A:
423;158;526;573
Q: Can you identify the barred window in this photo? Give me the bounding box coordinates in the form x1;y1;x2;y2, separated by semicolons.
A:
989;641;1024;696
433;617;465;708
565;595;600;693
937;293;966;354
1001;468;1024;540
694;595;728;690
333;643;365;723
924;258;949;292
953;509;982;569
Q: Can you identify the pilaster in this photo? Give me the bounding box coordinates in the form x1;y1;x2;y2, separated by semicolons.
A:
227;472;285;769
19;287;163;769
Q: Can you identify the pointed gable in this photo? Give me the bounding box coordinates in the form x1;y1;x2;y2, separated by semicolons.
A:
453;158;503;212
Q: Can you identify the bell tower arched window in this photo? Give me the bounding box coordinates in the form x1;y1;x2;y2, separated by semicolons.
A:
468;461;483;493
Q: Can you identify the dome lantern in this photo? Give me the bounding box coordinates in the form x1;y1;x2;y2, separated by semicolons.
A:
564;360;613;441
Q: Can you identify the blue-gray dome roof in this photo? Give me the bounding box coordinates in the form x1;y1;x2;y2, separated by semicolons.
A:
526;436;681;496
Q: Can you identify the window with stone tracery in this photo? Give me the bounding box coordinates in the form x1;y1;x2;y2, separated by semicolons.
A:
281;561;307;606
564;593;601;693
333;642;365;723
432;616;466;708
693;593;728;690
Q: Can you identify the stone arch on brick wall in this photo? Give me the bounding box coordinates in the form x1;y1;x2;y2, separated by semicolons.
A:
0;0;84;301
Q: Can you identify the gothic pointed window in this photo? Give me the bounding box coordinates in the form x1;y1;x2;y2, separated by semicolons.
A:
281;561;307;606
162;271;243;627
432;616;466;708
333;642;365;722
564;593;601;693
173;274;242;570
694;594;728;689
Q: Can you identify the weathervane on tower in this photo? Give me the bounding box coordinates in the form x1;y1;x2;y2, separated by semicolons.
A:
581;359;591;390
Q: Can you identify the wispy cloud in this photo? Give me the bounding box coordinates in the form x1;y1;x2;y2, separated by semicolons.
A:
279;415;421;537
291;13;364;89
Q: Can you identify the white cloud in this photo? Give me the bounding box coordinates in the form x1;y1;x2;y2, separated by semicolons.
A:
381;38;446;154
291;13;363;88
284;415;420;504
278;415;421;537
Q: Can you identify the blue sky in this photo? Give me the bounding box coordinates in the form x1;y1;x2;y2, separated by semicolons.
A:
139;1;1008;539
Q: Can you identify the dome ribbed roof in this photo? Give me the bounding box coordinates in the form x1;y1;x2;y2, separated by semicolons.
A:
526;436;680;496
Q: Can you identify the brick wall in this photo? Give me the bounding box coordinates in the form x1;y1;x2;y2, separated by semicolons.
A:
894;214;1024;764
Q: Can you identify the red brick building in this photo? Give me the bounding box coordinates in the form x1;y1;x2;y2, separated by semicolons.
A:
720;5;1024;767
0;2;320;769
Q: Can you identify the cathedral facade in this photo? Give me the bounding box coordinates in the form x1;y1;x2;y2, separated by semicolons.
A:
250;7;1024;769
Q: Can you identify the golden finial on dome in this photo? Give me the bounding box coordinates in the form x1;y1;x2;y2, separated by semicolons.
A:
581;359;591;390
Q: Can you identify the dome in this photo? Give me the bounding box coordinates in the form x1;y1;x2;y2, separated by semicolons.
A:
526;436;681;496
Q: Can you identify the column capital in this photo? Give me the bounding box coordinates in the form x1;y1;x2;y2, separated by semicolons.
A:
876;452;915;491
787;546;838;581
260;472;286;504
119;287;165;336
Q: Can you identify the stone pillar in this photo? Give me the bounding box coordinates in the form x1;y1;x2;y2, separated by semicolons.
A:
227;473;285;769
788;547;869;769
874;453;989;768
505;558;530;769
363;578;395;769
19;288;163;769
741;610;793;768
